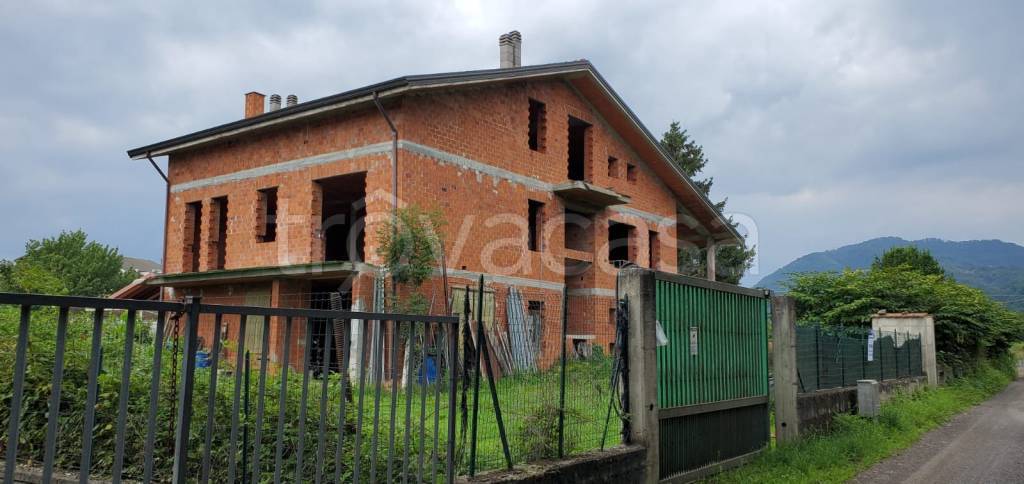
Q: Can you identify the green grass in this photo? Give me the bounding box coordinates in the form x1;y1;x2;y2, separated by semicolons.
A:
711;356;1016;483
348;354;620;473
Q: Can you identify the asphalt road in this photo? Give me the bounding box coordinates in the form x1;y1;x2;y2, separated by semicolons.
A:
852;378;1024;484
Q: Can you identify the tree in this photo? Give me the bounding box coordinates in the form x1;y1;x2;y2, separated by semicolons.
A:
376;206;446;314
660;122;714;198
0;230;137;297
871;246;945;277
660;122;756;284
784;265;1024;366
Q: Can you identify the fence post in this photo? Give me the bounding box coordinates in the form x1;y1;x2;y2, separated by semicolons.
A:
172;296;202;484
862;332;867;379
909;331;917;376
558;285;568;458
893;330;899;378
618;267;659;484
814;325;821;390
468;276;484;476
840;332;846;387
771;295;799;444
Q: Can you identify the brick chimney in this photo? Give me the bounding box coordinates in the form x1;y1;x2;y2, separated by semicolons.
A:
499;31;522;68
245;92;265;118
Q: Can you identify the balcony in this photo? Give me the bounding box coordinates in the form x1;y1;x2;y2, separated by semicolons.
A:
552;181;630;211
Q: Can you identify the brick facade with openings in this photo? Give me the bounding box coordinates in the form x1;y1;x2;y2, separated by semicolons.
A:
128;38;741;372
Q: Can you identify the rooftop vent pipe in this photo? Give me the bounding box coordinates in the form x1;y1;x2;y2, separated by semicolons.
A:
499;31;521;68
286;94;298;107
269;94;282;111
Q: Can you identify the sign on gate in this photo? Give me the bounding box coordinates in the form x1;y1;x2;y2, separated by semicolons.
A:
689;326;699;356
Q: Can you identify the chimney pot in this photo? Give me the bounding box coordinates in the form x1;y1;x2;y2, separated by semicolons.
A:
244;92;265;118
499;31;522;68
269;94;282;111
286;94;298;107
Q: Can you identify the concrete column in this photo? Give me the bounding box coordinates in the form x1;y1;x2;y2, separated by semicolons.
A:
871;313;937;386
619;267;659;484
706;238;717;282
857;380;881;417
772;295;800;443
348;297;365;382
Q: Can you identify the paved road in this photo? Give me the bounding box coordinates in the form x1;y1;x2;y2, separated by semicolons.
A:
853;379;1024;483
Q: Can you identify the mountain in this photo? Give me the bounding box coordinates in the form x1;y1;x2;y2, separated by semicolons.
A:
757;237;1024;311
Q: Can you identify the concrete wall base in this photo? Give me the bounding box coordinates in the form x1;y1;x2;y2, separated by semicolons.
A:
797;376;927;433
459;445;646;484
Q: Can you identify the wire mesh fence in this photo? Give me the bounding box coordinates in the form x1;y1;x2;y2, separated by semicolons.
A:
451;279;625;475
796;323;925;393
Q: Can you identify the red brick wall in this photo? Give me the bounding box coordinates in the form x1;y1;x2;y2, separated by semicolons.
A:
398;81;679;289
163;81;680;282
165;106;396;273
158;79;689;369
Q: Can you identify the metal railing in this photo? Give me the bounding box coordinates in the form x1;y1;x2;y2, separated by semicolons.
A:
0;292;459;483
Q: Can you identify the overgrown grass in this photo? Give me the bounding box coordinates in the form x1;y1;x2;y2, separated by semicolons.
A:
711;356;1016;483
351;352;618;473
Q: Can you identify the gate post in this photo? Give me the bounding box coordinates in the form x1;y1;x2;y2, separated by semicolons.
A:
619;267;658;484
771;295;800;443
173;296;202;483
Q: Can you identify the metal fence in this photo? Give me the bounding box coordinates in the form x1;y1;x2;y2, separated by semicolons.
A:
796;324;925;393
453;276;627;476
0;292;459;483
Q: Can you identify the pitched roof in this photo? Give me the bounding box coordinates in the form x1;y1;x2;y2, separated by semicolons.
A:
127;60;741;244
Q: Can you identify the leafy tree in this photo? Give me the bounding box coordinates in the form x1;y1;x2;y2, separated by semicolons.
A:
871;246;945;277
660;122;756;284
0;230;137;297
785;265;1024;365
376;206;446;313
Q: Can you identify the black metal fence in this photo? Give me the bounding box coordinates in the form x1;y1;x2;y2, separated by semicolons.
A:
454;276;629;476
796;323;925;393
0;292;459;483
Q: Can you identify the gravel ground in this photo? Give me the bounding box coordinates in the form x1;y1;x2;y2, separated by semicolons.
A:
852;379;1024;484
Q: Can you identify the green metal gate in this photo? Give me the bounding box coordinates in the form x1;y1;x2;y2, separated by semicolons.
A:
654;272;770;481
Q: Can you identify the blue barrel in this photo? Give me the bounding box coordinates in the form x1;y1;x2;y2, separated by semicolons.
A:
419;356;437;384
196;350;210;368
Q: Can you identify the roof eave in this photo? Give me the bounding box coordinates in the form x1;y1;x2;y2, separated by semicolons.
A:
126;59;742;245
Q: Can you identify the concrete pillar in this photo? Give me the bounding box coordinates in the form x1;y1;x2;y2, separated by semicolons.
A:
706;238;717;282
348;297;365;382
857;380;881;417
618;267;659;484
771;295;800;443
871;313;937;386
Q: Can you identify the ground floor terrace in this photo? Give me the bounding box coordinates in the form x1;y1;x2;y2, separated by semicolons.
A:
149;261;620;379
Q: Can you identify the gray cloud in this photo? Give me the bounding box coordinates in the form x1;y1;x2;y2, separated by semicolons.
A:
1;0;1021;283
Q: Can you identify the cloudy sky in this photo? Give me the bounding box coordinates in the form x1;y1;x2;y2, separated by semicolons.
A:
1;0;1022;284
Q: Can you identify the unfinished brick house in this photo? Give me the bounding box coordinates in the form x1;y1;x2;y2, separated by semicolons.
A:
127;32;741;372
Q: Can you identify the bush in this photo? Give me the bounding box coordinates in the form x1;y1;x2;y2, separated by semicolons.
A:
513;402;583;461
785;266;1024;365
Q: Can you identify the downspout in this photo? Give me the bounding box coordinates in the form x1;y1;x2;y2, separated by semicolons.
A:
373;92;399;300
146;152;171;301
